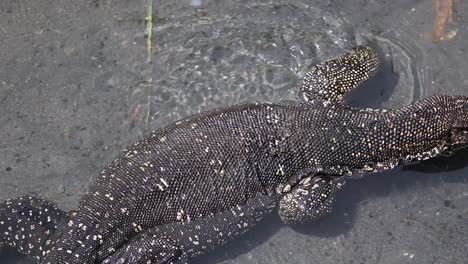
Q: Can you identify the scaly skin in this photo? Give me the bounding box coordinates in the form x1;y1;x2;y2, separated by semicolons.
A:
1;46;468;264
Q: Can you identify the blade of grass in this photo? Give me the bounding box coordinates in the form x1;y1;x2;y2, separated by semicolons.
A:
146;0;153;63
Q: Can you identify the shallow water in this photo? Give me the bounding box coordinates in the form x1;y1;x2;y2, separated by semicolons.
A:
0;0;467;263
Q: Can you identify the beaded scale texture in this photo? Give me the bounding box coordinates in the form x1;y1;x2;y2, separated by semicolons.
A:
1;46;468;264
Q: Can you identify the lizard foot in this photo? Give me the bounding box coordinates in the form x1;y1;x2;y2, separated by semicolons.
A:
278;176;344;225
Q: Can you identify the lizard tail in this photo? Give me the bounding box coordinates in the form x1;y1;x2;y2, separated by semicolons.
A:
0;196;67;260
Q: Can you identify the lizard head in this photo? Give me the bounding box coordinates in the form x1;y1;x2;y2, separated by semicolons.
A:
394;94;468;160
448;95;468;147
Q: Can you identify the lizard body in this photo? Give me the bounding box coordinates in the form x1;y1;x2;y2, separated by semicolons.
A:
1;46;468;264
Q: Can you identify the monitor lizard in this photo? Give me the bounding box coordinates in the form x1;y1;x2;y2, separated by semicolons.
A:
1;46;468;264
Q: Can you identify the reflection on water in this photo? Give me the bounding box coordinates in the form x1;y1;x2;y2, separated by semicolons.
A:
1;0;468;263
190;0;202;7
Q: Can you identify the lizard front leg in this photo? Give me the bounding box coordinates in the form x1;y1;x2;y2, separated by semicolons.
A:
300;46;380;104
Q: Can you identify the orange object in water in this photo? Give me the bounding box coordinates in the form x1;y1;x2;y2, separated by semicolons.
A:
432;0;458;41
